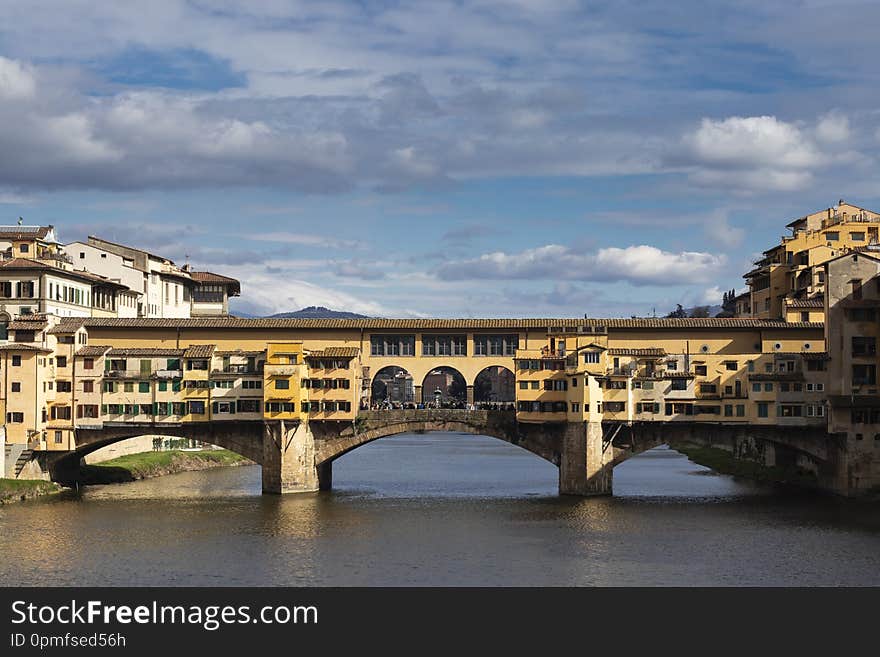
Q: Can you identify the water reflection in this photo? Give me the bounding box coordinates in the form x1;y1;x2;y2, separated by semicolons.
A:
1;433;879;586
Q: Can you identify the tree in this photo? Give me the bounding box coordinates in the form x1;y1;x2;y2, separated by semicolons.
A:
689;305;711;318
666;304;687;318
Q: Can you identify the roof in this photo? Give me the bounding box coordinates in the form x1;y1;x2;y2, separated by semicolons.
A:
0;343;52;352
306;347;360;359
190;271;241;296
607;348;666;357
47;318;87;334
786;298;823;308
0;258;129;289
8;320;47;331
52;317;825;331
106;348;184;357
183;344;215;358
86;235;172;265
214;349;265;357
748;372;805;381
0;226;52;240
76;345;112;357
774;351;829;361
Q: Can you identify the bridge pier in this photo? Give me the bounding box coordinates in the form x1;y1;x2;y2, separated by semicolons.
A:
559;421;612;496
262;420;321;494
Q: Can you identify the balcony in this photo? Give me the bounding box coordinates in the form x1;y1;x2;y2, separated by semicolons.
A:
104;370;148;379
213;365;262;375
154;369;183;379
266;365;299;376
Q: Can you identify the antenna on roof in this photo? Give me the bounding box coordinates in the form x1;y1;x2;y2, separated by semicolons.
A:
17;217;23;226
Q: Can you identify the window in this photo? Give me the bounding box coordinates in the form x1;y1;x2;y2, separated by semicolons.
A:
370;334;416;357
11;355;21;367
724;404;733;417
6;412;23;423
11;382;20;392
825;231;839;241
752;383;761;392
474;334;519;356
275;379;290;390
188;401;206;415
851;232;865;241
764;383;773;392
519;381;528;389
56;356;67;368
422;335;467;356
83;358;94;370
242;380;262;389
530;381;539;390
736;404;745;417
56;380;72;392
237;399;261;413
670;379;687;390
757;402;769;418
83;380;94;393
583;351;600;364
852;336;876;357
603;402;625;413
694;365;707;376
124;382;134;392
852;279;863;300
699;384;717;394
139;382;150;393
725;361;737;371
801;312;810;322
848;308;876;322
852;364;876;386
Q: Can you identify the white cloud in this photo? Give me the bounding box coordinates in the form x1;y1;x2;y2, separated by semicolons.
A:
816;111;850;143
687;115;818;169
0;56;35;100
436;244;725;286
681;115;825;191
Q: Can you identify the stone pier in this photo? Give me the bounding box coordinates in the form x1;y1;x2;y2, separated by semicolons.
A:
262;420;321;494
559;421;612;496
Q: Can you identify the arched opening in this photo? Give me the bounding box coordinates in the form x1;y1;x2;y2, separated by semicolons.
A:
474;366;515;405
421;366;466;406
330;429;558;497
371;366;414;406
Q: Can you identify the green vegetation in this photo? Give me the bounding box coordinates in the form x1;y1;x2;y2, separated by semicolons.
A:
0;478;61;504
676;445;818;487
78;449;252;484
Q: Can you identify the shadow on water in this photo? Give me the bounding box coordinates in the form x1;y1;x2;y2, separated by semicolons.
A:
2;432;879;586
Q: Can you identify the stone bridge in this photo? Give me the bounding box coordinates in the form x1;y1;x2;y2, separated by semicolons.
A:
40;410;850;496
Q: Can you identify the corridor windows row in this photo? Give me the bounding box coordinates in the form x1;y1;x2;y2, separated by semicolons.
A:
474;334;518;357
517;401;567;413
302;378;351;389
422;335;466;356
515;359;564;371
370;335;416;357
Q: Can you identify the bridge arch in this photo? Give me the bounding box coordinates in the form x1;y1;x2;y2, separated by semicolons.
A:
312;410;561;467
421;365;467;404
474;365;515;404
45;421;264;484
370;365;415;405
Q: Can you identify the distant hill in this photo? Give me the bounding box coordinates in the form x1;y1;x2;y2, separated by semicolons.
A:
264;306;370;319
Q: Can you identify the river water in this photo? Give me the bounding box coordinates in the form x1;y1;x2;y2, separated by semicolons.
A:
2;432;879;586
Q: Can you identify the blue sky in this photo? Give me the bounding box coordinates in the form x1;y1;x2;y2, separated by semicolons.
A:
1;0;880;317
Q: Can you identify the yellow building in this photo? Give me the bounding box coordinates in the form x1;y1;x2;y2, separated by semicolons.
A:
744;200;880;320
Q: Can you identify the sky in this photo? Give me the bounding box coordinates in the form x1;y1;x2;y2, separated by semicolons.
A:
1;0;880;318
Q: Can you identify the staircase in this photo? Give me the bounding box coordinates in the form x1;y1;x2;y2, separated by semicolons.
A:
14;449;33;478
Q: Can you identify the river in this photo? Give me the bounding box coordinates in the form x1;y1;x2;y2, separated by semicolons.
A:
2;432;879;586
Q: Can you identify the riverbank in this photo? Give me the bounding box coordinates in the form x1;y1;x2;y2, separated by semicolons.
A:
676;445;818;488
0;478;62;504
78;449;253;484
